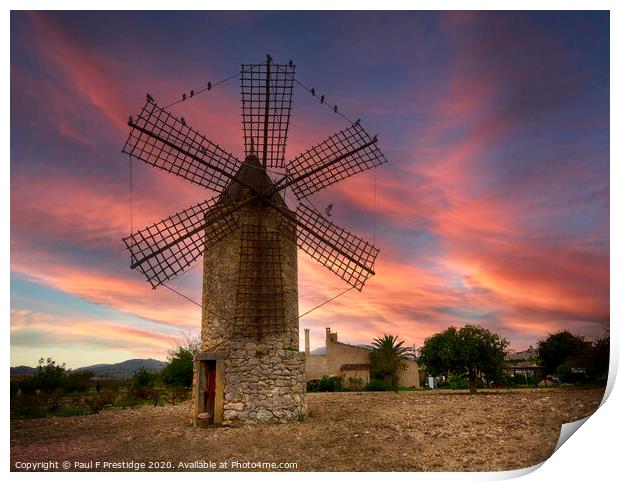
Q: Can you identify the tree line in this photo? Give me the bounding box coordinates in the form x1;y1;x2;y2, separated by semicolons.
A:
418;325;609;393
11;338;200;419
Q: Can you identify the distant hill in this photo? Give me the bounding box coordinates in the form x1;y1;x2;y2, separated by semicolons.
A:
76;358;165;377
10;365;36;376
11;358;165;378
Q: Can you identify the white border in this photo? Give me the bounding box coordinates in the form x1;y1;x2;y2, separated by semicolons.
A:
4;2;617;480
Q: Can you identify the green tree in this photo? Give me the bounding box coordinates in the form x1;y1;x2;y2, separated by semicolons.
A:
586;334;610;381
17;358;94;395
537;330;588;376
369;334;412;390
131;367;156;390
30;358;67;391
419;325;509;394
160;335;200;388
417;326;459;380
64;370;94;393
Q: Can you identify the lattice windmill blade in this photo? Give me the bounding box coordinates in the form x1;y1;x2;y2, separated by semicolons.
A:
241;56;295;168
283;122;388;200
233;223;286;336
276;201;379;291
123;198;239;288
123;99;241;193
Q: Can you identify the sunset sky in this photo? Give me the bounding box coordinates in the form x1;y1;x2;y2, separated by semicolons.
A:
10;11;609;368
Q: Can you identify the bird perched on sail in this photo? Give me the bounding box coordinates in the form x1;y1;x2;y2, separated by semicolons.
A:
325;204;333;217
180;117;187;127
146;93;154;102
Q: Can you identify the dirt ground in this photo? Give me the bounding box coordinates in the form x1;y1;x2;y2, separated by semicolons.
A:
10;387;604;472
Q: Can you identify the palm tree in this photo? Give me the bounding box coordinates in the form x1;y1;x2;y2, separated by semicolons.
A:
369;334;412;390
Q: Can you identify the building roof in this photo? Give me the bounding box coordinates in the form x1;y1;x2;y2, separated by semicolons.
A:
223;155;286;207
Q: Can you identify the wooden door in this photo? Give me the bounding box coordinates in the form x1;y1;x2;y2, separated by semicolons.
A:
203;360;216;422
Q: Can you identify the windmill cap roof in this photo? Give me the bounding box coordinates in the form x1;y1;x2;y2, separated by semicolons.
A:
223;155;286;207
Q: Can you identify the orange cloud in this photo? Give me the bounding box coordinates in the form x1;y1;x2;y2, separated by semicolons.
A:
11;309;182;360
12;254;201;331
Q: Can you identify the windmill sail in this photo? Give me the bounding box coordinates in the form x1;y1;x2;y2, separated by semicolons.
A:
241;59;295;168
285;122;387;200
233;223;287;336
279;202;379;291
123;99;241;193
123;198;238;288
122;57;387;298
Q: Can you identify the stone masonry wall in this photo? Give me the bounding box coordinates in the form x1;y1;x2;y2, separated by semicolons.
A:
192;198;307;425
224;338;306;424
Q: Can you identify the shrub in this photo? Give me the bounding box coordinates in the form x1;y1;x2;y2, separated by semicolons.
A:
306;376;342;392
11;395;50;419
160;335;200;388
85;393;115;414
114;393;140;409
149;388;165;406
490;379;507;389
15;359;94;395
45;392;66;413
556;363;587;384
446;374;469;390
64;371;94;393
306;379;321;392
132;386;151;400
10;381;21;397
365;379;392;391
131;367;156;391
528;375;542;387
320;375;342;392
347;377;365;391
23;358;67;392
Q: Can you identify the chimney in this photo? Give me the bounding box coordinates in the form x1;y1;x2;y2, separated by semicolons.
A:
304;328;310;356
326;327;337;343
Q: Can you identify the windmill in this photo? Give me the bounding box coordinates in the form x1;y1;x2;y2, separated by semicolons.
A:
121;55;387;426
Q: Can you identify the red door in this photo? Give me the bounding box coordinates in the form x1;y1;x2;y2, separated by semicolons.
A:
203;360;216;422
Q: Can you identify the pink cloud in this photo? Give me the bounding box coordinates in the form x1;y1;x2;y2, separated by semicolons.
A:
27;12;127;132
11;309;181;360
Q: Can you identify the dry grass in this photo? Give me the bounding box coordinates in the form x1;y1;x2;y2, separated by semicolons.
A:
10;387;604;472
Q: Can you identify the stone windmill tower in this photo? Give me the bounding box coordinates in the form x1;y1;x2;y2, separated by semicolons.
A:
121;56;387;426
